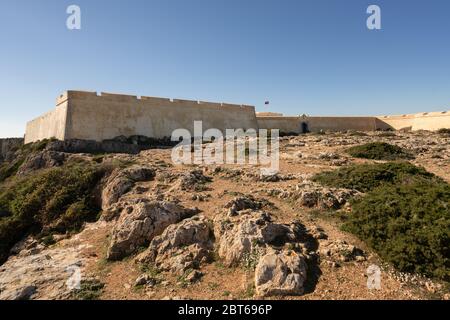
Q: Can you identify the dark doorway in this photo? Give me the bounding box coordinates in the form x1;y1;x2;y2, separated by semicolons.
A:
301;122;309;134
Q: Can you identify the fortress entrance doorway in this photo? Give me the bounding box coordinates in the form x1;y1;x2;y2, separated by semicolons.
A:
301;122;309;133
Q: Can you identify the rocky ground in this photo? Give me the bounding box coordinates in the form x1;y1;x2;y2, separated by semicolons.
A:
0;130;449;300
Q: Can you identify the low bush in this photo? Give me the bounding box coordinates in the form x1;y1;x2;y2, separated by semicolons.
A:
344;180;450;280
346;142;412;160
314;162;450;280
312;162;438;192
0;163;109;263
72;279;105;300
0;139;54;183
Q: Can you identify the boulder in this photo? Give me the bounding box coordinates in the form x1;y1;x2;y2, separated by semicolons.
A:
171;170;212;191
296;182;359;209
137;216;213;274
224;195;268;216
101;166;155;210
214;211;302;267
319;240;365;263
0;285;37;300
106;200;194;260
255;249;307;297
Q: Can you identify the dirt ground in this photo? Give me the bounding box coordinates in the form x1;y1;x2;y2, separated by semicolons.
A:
78;131;449;300
1;130;448;300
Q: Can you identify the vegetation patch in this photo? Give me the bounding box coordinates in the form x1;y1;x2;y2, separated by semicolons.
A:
72;279;105;300
312;162;438;193
0;163;109;263
314;162;449;280
343;179;450;280
0;139;54;183
346;142;412;160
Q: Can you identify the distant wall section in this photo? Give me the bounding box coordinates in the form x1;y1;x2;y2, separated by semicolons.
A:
24;101;68;144
257;112;449;133
376;111;450;131
256;116;377;133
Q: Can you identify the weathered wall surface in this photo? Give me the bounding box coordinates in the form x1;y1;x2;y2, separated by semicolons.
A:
256;116;378;133
257;111;450;133
307;117;377;132
0;138;24;162
257;117;302;133
376;111;450;131
24;102;68;144
26;91;258;143
64;91;258;141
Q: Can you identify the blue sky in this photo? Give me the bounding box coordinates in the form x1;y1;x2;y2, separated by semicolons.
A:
1;0;449;137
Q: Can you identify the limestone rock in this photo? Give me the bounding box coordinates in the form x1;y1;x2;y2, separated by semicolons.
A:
17;151;67;175
320;240;365;263
101;166;155;210
185;270;203;283
224;195;269;216
137;216;213;274
134;274;157;287
172;170;212;191
255;249;307;297
296;182;359;209
214;211;302;267
106;200;194;260
0;285;37;300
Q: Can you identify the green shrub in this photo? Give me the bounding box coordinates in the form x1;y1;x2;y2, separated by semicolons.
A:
312;162;438;192
0;139;54;183
346;142;412;160
344;180;450;280
0;164;108;263
72;279;105;300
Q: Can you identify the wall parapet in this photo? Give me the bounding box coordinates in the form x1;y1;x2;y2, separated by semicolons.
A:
56;90;254;110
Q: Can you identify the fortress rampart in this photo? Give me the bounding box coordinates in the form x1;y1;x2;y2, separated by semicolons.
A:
25;90;450;144
25;91;258;144
257;111;450;134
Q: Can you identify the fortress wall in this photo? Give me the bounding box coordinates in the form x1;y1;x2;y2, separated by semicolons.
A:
256;116;377;133
257;112;449;133
61;91;258;142
306;117;377;132
376;111;450;131
24;101;68;144
256;117;302;134
25;91;449;144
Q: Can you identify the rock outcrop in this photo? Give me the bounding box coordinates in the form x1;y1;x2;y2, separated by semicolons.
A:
137;216;213;275
17;151;67;175
101;166;156;210
319;240;365;266
0;138;23;163
255;249;308;297
214;211;302;267
106;200;195;260
171;169;212;192
296;182;360;210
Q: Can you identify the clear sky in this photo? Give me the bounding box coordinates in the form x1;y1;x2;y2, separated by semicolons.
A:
1;0;449;137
